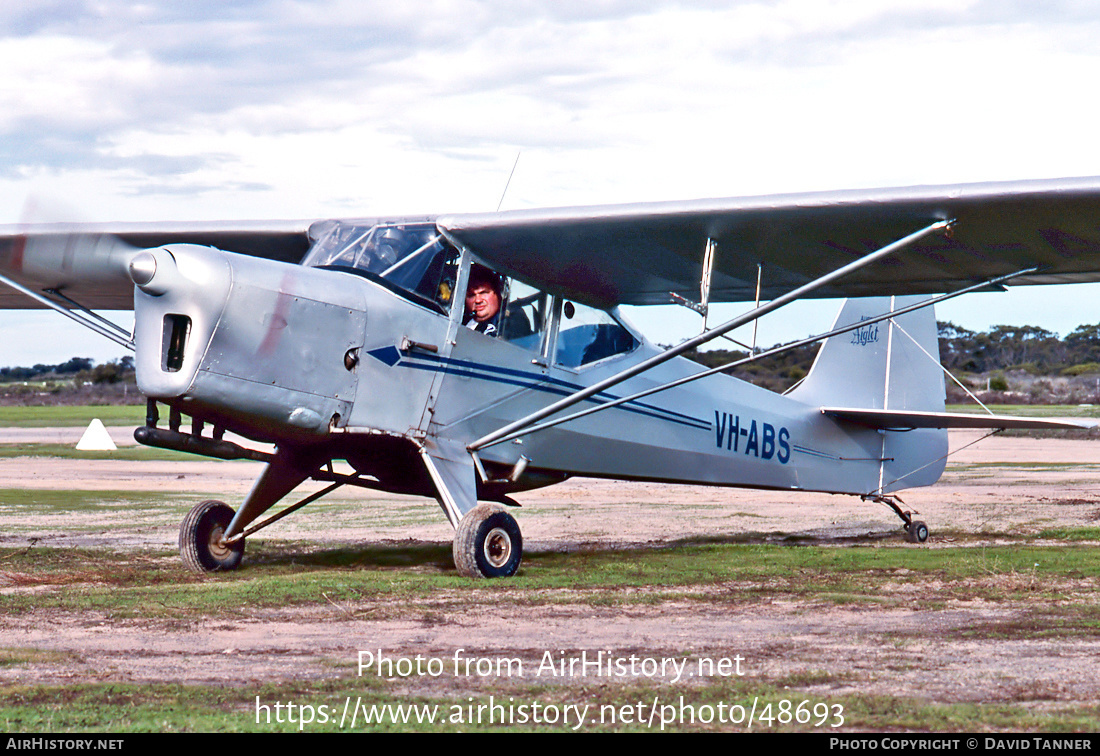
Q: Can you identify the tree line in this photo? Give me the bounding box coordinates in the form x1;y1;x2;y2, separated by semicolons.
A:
938;322;1100;375
0;356;135;384
684;321;1100;393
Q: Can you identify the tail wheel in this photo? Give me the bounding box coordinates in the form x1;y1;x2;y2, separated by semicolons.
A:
180;500;245;572
906;520;930;544
453;503;522;578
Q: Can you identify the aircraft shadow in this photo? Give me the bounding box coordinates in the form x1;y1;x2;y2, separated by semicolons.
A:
242;527;903;571
246;541;455;570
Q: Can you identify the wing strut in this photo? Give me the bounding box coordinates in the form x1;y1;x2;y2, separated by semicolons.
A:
471;266;1037;450
468;218;954;453
0;269;134;350
751;262;763;350
46;288;133;340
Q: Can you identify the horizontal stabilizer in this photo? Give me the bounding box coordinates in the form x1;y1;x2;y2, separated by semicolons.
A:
823;407;1098;431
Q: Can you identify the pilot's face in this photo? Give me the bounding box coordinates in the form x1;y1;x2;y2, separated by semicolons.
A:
465;282;501;323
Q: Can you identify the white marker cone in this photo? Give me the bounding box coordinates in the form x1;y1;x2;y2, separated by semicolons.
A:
76;418;117;451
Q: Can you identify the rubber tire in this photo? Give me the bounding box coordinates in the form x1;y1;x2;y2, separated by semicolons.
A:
453;503;522;578
906;520;930;544
180;500;245;572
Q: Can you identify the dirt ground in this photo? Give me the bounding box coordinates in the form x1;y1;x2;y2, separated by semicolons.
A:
2;428;1100;729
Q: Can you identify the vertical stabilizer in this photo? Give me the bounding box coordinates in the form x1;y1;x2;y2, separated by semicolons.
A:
789;296;945;412
789;296;948;492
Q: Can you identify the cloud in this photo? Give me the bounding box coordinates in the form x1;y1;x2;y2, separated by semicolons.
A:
0;0;1098;215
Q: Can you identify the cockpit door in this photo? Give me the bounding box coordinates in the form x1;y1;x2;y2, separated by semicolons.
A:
426;266;556;449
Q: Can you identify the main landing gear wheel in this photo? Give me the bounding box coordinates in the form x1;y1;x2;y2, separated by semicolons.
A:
453;503;523;578
905;520;930;544
180;500;245;572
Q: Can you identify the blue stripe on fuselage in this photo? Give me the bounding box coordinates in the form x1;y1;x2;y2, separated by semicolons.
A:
395;351;710;431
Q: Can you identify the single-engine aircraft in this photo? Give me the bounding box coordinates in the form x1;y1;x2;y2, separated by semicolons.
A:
2;177;1100;577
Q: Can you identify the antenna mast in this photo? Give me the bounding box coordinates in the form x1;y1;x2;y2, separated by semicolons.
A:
496;151;522;212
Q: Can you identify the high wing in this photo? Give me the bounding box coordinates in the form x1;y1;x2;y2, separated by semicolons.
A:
0;220;313;309
5;176;1100;313
440;176;1100;309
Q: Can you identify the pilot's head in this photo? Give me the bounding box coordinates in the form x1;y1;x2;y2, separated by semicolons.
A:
465;265;502;324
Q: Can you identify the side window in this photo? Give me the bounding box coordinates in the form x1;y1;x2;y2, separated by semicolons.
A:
555;301;638;368
500;280;548;351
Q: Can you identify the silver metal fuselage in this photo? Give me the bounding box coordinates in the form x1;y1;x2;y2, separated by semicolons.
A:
133;243;945;504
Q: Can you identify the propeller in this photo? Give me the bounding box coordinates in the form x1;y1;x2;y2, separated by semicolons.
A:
9;197;141;289
0;198;163;348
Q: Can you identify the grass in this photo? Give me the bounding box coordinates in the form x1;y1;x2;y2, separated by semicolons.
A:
0;489;162;509
1036;526;1100;541
0;444;198;461
2;535;1099;619
0;489;196;521
947;404;1100;418
1;673;1097;732
0;405;145;428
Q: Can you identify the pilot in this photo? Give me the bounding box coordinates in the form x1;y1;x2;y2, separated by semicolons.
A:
463;265;503;336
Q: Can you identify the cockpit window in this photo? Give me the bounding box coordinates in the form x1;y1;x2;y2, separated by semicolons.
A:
303;222;458;313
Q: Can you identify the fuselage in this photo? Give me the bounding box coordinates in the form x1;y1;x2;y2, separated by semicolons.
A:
131;230;946;502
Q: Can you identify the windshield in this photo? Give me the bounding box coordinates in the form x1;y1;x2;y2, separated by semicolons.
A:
303;221;457;312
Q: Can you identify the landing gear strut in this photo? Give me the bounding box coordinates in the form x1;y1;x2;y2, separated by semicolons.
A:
180;500;245;572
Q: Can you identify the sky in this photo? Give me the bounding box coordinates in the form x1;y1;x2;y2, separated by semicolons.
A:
2;0;1100;365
